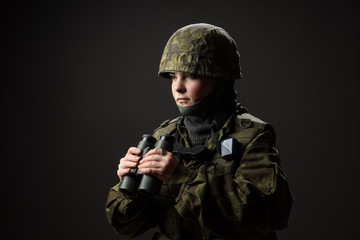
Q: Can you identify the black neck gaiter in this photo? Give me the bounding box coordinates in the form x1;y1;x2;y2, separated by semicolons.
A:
177;85;237;146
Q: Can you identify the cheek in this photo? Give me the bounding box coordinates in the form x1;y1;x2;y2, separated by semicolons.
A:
188;83;202;100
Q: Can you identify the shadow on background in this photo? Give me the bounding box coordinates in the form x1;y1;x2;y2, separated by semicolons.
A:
2;0;359;239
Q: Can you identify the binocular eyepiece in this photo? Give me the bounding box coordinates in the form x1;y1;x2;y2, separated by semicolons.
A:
119;133;175;197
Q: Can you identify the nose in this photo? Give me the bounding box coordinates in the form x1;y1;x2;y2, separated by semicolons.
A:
173;77;186;93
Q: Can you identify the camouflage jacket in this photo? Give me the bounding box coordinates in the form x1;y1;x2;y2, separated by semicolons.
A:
105;108;293;240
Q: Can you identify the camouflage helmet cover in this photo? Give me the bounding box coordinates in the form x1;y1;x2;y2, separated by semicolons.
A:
158;23;242;80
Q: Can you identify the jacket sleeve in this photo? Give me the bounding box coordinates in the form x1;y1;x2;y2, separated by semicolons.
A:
104;119;178;238
168;129;293;239
105;183;158;238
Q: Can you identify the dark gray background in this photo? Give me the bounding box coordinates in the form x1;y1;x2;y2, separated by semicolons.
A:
2;0;359;239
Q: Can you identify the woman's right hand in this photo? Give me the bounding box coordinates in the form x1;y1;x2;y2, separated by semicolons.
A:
117;147;141;180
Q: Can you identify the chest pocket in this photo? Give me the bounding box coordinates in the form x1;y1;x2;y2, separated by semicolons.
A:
206;113;270;176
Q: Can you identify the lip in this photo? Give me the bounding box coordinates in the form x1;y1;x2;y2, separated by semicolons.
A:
177;97;190;103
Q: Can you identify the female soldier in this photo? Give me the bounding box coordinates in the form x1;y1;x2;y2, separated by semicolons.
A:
106;23;293;240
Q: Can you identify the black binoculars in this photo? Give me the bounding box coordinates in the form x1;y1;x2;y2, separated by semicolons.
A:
119;133;175;197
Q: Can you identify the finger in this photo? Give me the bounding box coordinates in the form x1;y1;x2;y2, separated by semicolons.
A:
139;160;160;169
139;154;163;165
143;148;162;157
137;164;159;175
127;147;141;155
119;160;138;169
122;154;141;163
138;158;165;175
117;168;130;179
138;165;165;182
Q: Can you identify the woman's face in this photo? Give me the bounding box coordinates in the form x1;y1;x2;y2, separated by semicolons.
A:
170;72;216;106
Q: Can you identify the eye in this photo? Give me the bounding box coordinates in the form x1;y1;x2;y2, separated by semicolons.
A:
186;74;195;79
169;74;177;80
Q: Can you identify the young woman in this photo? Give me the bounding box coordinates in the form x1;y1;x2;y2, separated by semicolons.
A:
106;23;293;240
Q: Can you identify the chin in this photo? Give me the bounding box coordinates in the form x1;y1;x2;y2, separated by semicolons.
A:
180;103;193;106
177;103;190;107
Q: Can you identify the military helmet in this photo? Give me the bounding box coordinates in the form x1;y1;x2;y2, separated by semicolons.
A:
158;23;242;80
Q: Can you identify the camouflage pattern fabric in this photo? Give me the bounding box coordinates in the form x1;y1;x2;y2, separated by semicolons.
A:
158;23;242;80
105;110;293;240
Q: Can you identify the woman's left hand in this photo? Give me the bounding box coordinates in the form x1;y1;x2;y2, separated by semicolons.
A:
138;148;179;184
